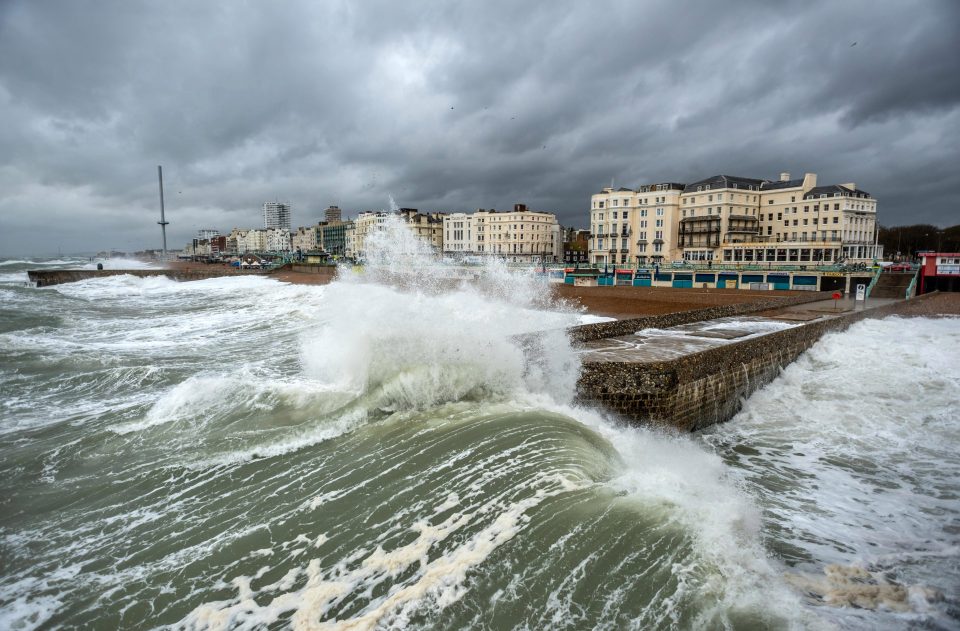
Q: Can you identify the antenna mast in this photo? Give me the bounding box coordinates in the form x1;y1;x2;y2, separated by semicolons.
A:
157;165;169;259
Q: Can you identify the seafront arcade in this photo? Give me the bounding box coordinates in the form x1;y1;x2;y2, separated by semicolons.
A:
560;263;900;295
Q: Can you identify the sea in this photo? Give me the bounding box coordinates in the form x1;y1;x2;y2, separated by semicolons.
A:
1;230;958;630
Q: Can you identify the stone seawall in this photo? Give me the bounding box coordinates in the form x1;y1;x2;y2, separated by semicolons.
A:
287;264;338;277
27;269;268;287
568;292;829;343
576;293;940;432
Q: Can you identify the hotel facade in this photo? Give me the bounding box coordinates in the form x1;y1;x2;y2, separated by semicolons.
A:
589;172;881;266
442;204;560;263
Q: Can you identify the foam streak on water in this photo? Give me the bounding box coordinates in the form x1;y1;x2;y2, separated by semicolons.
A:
1;235;956;629
702;315;960;629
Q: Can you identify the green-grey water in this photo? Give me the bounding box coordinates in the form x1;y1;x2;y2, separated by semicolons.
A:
1;252;958;630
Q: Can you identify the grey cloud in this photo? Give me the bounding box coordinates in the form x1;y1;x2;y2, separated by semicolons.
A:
0;0;958;255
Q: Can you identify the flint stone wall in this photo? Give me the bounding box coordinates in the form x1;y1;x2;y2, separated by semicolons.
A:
568;292;829;343
576;293;939;432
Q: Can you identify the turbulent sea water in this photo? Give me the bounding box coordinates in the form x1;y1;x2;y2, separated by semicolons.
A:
1;246;958;630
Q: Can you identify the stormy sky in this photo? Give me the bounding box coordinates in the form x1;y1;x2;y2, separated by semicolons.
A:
1;0;958;255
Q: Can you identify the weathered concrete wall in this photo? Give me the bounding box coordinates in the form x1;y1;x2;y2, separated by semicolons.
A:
576;293;940;432
27;269;268;287
287;264;338;277
568;292;829;343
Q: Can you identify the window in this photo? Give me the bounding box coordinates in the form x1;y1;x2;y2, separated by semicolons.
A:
791;196;795;202
833;217;839;224
613;211;618;219
834;203;839;210
598;202;604;209
656;219;663;227
768;199;774;204
777;213;782;220
622;211;628;219
656;208;664;216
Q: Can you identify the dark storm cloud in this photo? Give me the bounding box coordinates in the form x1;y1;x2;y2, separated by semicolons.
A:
0;0;957;255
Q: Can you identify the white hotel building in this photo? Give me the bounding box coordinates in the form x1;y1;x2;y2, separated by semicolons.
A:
589;172;881;266
442;204;560;263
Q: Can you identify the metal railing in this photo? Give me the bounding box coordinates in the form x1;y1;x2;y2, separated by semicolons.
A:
905;270;919;299
865;266;882;299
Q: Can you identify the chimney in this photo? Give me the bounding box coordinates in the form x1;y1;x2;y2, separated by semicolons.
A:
780;172;791;182
802;172;818;191
514;203;527;212
841;182;856;191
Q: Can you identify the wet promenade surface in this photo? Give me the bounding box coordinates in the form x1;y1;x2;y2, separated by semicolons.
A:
579;297;900;364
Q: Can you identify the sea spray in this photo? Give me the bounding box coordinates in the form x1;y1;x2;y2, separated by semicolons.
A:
3;240;955;629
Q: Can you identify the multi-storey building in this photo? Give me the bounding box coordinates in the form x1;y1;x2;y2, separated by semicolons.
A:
347;209;445;260
562;228;590;264
292;226;318;253
319;220;351;257
264;228;291;252
442;213;476;254
588;184;684;266
324;205;342;223
711;173;880;264
262;202;291;231
679;175;766;262
442;204;559;263
228;228;266;254
589;172;881;265
441;205;561;262
196;229;220;241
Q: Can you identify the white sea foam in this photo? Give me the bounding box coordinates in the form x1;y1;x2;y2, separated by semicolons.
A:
702;315;960;627
171;216;809;629
0;271;29;284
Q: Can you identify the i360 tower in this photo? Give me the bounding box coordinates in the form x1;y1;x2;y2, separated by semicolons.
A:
157;165;169;259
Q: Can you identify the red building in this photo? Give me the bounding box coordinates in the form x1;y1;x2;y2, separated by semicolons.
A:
918;252;960;293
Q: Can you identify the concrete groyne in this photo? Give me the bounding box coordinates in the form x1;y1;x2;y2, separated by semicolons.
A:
575;293;938;432
27;269;269;287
